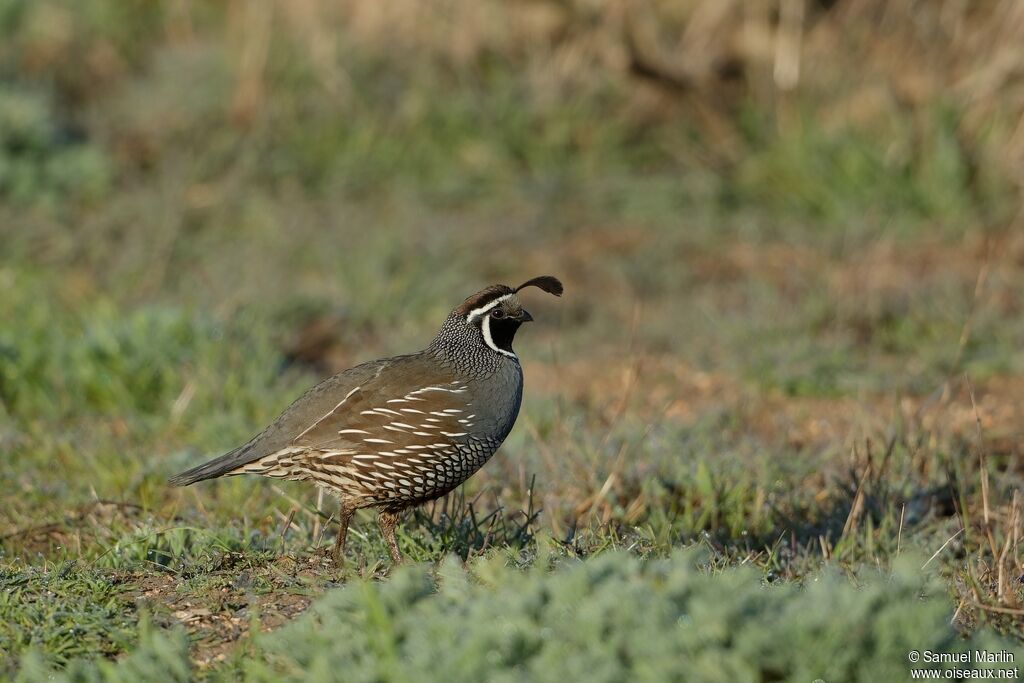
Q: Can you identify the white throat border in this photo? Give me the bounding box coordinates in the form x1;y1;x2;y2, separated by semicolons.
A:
466;294;518;359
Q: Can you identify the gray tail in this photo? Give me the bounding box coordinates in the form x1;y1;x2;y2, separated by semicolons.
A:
168;443;253;487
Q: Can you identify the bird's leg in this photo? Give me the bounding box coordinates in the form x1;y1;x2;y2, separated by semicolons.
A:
332;504;355;567
377;510;403;565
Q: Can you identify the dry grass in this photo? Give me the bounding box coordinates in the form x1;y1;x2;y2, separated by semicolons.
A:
251;0;1024;195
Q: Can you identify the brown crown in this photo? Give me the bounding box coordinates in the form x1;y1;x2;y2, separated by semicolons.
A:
453;276;563;317
454;285;515;316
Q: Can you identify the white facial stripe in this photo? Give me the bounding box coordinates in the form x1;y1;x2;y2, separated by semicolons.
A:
466;294;515;322
481;313;517;358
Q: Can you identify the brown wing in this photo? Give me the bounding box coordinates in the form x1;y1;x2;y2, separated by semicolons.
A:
293;365;472;452
234;355;477;502
172;356;400;486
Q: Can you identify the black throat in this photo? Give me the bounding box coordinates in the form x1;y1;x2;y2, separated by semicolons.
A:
488;318;523;354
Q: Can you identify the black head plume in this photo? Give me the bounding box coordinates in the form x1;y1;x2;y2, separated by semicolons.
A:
514;276;563;297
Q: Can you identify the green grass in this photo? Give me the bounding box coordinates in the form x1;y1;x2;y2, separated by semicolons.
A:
3;0;1024;678
14;551;1024;682
0;563;138;668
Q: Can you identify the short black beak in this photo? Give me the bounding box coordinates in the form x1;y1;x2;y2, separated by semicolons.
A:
519;309;534;323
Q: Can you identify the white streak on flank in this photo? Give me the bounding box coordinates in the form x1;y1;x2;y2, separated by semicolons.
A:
296;386;360;440
363;408;399;417
399;408;426;414
425;417;441;423
264;446;303;458
413;431;434;437
409;386;467;397
365;409;403;417
442;408;464;414
364;438;393;444
338;428;371;435
320;448;356;458
389;422;416;430
442;431;468;437
386;398;408;404
481;314;517;359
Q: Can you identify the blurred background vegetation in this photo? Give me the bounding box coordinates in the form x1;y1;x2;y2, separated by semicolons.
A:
3;0;1024;677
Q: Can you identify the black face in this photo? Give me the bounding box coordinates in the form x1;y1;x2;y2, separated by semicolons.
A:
487;308;524;354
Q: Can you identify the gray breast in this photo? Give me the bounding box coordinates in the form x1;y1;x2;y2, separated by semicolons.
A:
465;357;524;445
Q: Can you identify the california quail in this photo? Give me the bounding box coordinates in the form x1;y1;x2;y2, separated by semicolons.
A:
169;276;563;564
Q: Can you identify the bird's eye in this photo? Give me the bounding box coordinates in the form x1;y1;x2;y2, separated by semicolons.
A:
491;309;506;319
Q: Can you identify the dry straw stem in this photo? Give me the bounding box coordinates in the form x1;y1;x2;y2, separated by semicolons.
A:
966;377;998;558
922;527;964;570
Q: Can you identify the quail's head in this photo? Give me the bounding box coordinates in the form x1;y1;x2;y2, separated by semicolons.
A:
450;275;563;356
